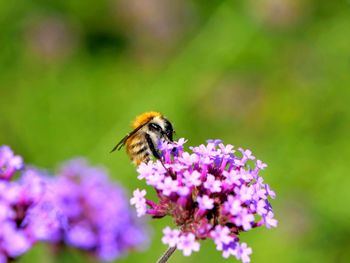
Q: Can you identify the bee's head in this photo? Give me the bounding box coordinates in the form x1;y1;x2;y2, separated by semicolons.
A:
147;116;174;142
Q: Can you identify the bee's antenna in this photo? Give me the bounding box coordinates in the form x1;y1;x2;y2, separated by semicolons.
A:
110;134;129;153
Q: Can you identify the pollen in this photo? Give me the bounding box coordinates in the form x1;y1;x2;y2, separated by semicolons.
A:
132;111;162;129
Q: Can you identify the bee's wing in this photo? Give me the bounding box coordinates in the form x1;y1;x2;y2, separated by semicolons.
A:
110;125;145;153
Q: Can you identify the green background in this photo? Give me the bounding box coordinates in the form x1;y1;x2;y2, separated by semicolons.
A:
1;0;350;262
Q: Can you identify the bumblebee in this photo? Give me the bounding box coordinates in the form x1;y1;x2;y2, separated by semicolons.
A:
111;112;174;165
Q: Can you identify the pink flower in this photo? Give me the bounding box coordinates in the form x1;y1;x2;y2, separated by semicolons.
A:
265;184;276;199
264;211;278;228
136;162;154;180
183;170;201;187
256;200;268;216
179;152;199;166
130;189;147;206
236;243;252;263
174;138;187;148
219;143;235;155
237;185;254;202
210;225;233;250
130;189;147;217
234;209;255;231
224;170;240;185
157;177;178;196
161;227;180;247
224;195;242;216
177;233;200;256
196;195;214;210
256;160;267;170
177;186;190;196
203;174;221;193
145;172;164;186
239;148;255;160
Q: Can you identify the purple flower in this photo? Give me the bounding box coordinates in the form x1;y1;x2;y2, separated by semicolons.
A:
237;185;254;202
161;227;180;247
256;199;268;216
1;222;31;257
132;139;277;262
233;208;255;231
256;160;267;170
183;170;201;187
130;189;147;206
210;225;232;250
0;146;148;262
46;158;148;261
223;170;242;186
146;172;164;187
0;146;65;261
157;177;178;196
25;200;64;242
65;223;97;249
177;186;190;196
238;148;255;161
196;195;214;210
174;138;188;148
179;152;199;166
177;233;200;256
224;195;242;216
263;211;278;229
265;184;276;199
236;243;253;263
0;146;23;180
203;174;221;192
136;162;155;180
130;189;147;217
219;143;235;155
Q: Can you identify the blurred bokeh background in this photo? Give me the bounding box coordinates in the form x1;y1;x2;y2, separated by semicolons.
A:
1;0;350;262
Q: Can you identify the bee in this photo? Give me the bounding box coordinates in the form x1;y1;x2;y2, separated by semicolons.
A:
111;111;174;165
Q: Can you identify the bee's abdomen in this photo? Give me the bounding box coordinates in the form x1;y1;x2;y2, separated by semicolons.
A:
126;137;151;165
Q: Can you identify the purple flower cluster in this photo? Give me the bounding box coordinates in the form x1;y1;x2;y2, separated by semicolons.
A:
48;159;148;261
0;146;60;262
0;146;148;262
130;139;277;263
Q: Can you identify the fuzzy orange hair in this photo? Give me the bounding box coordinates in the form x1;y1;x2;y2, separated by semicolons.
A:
132;111;162;129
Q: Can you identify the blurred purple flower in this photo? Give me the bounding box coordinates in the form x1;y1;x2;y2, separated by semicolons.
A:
0;146;148;262
0;146;64;262
0;222;31;258
49;159;148;261
0;146;23;180
130;139;277;262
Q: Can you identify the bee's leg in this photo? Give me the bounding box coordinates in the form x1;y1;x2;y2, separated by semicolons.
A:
145;134;174;178
145;133;161;160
